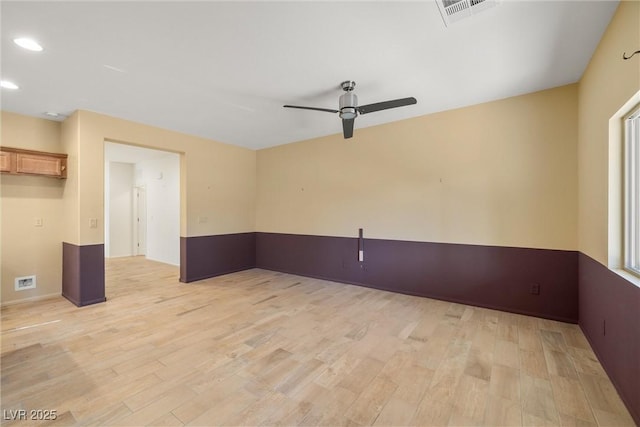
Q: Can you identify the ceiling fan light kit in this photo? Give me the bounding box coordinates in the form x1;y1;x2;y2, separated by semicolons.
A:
284;80;417;139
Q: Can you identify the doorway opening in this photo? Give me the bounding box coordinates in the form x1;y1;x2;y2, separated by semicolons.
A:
104;142;181;293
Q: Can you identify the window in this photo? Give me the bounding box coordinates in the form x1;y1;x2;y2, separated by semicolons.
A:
625;106;640;276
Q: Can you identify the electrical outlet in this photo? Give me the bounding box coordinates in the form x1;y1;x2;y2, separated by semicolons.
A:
198;216;208;224
530;283;540;295
358;250;364;262
89;218;98;228
34;218;43;227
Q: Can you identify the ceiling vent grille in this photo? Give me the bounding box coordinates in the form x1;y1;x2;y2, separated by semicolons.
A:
436;0;500;27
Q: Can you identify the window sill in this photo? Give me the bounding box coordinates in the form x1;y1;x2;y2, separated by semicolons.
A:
611;268;640;289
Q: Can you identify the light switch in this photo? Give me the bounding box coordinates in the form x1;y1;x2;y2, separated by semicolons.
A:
34;218;43;227
89;218;98;228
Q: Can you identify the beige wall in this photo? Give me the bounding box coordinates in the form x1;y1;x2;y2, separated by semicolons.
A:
1;112;65;303
64;110;256;246
61;111;80;246
578;0;640;266
257;84;579;251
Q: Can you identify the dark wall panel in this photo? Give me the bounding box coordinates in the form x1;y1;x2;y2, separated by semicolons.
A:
578;253;640;425
364;238;578;322
255;232;364;284
62;242;106;307
180;232;256;282
255;232;579;323
62;242;80;305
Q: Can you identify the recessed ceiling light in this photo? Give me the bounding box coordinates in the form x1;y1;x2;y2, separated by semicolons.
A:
44;112;60;118
1;80;19;90
13;37;43;52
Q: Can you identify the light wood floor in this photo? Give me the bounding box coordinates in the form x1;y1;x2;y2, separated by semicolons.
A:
1;257;635;426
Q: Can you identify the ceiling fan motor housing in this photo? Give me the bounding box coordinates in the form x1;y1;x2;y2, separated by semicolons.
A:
339;92;358;119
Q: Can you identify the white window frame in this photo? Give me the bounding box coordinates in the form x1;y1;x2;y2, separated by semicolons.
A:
624;106;640;277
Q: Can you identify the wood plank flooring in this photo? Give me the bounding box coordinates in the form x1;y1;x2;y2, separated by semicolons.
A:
1;257;635;426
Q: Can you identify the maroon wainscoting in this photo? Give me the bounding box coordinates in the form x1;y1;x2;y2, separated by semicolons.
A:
180;233;256;283
256;232;365;284
62;242;106;306
578;253;640;425
255;232;579;323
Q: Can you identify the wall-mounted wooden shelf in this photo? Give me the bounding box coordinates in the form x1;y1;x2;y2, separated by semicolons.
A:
0;147;67;179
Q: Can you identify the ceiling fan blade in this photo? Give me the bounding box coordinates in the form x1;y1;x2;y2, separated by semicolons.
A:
357;97;417;115
283;105;339;114
342;118;354;139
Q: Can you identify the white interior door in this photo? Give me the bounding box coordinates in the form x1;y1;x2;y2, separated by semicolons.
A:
135;187;147;256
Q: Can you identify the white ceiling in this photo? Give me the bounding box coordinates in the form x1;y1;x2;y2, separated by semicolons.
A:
1;1;618;150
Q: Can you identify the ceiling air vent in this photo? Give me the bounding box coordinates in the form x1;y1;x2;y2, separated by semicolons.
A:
436;0;500;27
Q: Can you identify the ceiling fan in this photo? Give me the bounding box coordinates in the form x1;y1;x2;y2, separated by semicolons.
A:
283;81;417;139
